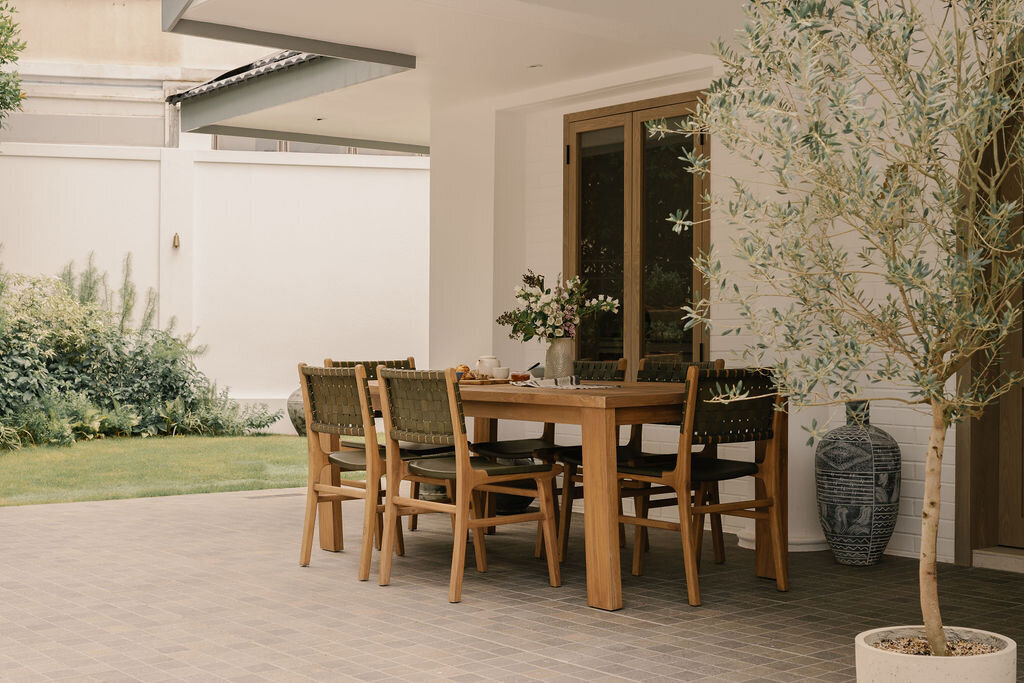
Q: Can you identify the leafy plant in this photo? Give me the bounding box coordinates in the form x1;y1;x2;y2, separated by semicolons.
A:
0;256;280;449
676;0;1024;656
0;0;24;130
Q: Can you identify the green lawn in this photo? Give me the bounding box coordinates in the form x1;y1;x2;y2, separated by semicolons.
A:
0;435;322;506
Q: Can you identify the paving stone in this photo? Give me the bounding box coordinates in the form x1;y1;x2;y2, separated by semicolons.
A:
1;488;1022;682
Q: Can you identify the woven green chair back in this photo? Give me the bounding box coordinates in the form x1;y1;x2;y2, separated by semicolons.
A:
687;368;777;445
574;360;625;381
326;358;413;380
379;368;466;446
300;366;371;437
638;359;718;383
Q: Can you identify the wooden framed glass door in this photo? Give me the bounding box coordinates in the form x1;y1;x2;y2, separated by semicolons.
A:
564;93;708;376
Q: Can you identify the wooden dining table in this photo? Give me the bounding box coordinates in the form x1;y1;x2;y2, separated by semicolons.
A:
355;380;787;611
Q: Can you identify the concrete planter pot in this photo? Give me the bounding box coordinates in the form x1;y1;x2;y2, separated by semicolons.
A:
855;626;1016;682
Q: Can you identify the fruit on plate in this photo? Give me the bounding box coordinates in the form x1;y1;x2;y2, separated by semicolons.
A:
455;363;470;374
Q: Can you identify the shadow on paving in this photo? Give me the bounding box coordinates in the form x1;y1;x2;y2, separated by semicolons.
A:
0;488;1020;681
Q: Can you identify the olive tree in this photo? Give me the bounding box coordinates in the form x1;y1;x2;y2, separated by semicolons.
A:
0;0;24;129
674;0;1024;656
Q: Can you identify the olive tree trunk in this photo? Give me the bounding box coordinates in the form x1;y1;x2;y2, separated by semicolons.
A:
920;400;948;656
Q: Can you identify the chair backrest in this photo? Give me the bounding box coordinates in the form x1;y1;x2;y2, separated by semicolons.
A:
637;357;722;383
574;358;627;381
377;367;466;447
685;367;778;445
298;364;375;438
324;357;415;380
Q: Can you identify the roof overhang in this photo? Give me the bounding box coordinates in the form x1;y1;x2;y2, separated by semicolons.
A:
163;1;743;151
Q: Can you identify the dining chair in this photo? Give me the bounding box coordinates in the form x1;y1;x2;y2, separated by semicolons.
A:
376;367;562;603
297;363;451;580
617;365;788;606
546;358;723;563
324;356;448;532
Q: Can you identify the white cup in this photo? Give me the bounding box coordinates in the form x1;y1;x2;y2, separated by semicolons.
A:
491;366;510;379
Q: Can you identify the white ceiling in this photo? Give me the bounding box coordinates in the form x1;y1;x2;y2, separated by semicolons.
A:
177;0;740;148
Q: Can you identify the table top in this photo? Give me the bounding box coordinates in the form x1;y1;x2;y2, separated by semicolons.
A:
455;381;688;409
368;379;687;410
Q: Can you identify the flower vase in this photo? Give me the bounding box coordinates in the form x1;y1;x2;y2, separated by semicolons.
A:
544;338;574;379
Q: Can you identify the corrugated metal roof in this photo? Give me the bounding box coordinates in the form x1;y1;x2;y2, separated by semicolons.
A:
166;50;324;104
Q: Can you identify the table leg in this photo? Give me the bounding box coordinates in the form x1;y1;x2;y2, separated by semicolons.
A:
581;408;623;611
473;418;498;534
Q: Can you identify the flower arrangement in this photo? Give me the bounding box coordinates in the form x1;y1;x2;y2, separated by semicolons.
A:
496;270;619;342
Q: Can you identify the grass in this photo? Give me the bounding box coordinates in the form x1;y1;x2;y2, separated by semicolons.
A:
0;435;321;506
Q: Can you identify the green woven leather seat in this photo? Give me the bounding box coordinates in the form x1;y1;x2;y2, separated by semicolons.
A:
618;457;758;480
471;438;557;459
328;446;454;471
407;455;552;480
340;439;452;457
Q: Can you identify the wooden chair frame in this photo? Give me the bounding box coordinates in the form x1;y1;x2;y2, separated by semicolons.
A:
298;362;406;581
377;367;563;603
617;364;789;606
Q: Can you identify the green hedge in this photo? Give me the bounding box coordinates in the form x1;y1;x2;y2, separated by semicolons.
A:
0;256;280;450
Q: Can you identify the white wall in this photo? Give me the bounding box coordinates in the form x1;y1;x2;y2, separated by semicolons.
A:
429;54;957;562
0;143;431;432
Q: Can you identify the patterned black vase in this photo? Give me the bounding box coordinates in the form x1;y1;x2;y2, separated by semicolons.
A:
287;388;305;436
814;401;901;565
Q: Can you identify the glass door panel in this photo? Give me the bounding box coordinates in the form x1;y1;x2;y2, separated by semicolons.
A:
639;113;697;363
577;125;625;361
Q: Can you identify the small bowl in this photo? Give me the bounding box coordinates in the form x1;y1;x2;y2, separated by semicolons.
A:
491;367;510;379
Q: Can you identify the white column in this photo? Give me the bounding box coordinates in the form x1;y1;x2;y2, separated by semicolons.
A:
737;405;829;552
157;148;195;332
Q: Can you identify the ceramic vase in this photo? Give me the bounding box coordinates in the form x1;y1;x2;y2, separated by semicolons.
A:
544;338;574;379
814;401;901;565
287;387;305;436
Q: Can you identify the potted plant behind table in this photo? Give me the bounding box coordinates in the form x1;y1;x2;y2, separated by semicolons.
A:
497;270;619;378
669;0;1023;679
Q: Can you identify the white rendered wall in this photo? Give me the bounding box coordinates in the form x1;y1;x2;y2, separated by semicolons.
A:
429;54;957;562
0;143;431;433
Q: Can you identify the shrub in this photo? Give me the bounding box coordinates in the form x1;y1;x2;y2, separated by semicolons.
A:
0;256;280;449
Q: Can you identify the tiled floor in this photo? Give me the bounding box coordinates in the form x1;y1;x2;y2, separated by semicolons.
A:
0;489;1021;682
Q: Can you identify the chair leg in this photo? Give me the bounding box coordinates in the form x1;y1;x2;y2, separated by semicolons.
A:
299;480;318;567
768;483;789;592
445;481;456;532
395;508;406;557
710;482;725;564
449;487;470;603
470;490;488;572
694;483;711;570
678;487;702;606
534;478;559;559
485;492;497;535
632;482;651;576
357;478;378;580
408;481;420;531
557;464;577;562
536;477;561;587
318;465;343;552
618;491;626;548
375;487;384;551
378;487;399;587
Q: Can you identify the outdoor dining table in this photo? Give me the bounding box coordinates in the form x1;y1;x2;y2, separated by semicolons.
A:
353;380;787;611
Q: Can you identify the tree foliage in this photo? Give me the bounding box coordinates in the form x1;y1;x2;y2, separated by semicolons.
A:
673;0;1024;656
0;1;25;130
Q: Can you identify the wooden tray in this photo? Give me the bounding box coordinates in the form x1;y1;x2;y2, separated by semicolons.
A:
458;378;511;385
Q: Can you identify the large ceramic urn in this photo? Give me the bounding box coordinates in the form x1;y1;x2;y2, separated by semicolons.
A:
814;401;901;565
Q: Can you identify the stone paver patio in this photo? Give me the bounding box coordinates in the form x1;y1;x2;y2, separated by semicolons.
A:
1;489;1021;682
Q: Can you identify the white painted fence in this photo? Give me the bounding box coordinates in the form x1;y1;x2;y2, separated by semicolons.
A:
0;143;431;432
